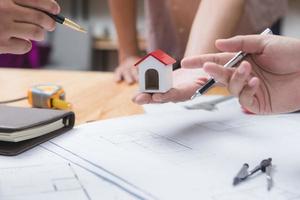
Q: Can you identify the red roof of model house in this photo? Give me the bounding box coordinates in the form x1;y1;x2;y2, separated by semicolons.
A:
134;49;176;66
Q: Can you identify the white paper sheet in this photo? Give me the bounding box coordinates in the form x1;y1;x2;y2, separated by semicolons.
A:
2;96;300;200
45;96;300;200
0;142;149;199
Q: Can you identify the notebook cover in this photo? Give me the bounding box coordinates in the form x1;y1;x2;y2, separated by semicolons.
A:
0;106;75;156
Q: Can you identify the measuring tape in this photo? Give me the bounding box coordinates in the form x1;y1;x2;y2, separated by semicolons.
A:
28;84;72;110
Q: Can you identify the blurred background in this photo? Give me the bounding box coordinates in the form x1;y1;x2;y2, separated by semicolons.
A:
1;0;299;71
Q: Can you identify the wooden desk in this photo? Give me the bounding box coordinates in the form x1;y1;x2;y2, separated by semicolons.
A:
0;68;143;125
0;68;228;125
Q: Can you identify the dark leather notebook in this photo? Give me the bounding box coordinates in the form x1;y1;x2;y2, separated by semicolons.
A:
0;106;75;156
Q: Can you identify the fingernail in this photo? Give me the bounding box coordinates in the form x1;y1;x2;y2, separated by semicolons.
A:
202;63;211;72
248;78;257;87
56;6;61;14
238;65;245;74
53;2;61;14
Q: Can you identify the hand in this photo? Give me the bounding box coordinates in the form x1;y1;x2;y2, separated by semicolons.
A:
132;68;207;104
182;35;300;114
0;0;60;54
114;56;140;84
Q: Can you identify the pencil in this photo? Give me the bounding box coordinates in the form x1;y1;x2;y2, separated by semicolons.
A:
46;13;87;33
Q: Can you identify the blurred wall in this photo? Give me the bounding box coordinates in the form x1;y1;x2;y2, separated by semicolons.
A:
48;0;300;71
282;0;300;38
48;0;145;71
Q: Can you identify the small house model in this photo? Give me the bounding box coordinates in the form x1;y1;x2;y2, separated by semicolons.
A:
134;50;176;93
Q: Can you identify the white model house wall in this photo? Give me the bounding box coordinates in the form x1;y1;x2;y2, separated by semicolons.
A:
138;56;173;93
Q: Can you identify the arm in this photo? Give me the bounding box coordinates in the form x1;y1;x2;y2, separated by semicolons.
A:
108;0;140;84
184;0;245;56
108;0;139;61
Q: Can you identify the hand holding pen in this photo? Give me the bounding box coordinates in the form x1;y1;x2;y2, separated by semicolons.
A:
182;30;300;114
0;0;85;55
0;0;61;54
191;28;272;99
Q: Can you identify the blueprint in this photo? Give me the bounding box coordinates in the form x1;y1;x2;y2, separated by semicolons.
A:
1;96;300;199
45;96;300;200
0;140;152;200
0;163;91;200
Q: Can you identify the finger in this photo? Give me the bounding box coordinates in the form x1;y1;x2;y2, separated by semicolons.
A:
132;68;139;82
203;62;233;86
114;68;123;82
152;82;201;103
15;6;56;31
132;93;154;105
216;35;269;54
239;77;260;113
0;38;32;54
11;22;45;41
123;70;134;84
181;53;235;69
152;89;181;103
14;0;61;14
195;77;209;85
228;61;252;96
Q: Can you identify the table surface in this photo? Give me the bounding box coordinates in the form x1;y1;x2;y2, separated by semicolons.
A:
0;68;229;125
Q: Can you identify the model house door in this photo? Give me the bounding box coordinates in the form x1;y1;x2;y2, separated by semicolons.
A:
145;69;159;90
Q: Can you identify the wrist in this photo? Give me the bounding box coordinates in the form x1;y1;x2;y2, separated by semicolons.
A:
119;52;140;63
118;42;139;62
116;56;141;71
120;55;140;65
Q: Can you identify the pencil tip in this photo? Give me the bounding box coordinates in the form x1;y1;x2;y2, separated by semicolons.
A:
233;178;240;186
63;18;87;33
79;27;87;33
191;93;200;100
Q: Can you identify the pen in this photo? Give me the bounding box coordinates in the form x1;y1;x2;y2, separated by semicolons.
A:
46;13;87;33
191;28;272;99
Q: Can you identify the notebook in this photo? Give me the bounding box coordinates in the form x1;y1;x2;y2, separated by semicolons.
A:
0;106;75;156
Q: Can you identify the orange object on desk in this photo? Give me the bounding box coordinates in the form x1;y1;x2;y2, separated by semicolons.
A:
28;84;72;110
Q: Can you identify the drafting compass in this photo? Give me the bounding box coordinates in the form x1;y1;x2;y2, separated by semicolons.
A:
233;158;273;191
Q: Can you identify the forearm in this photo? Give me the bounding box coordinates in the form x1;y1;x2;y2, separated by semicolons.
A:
185;0;245;56
108;0;139;61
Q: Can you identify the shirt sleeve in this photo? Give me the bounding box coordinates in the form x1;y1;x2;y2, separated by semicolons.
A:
237;0;288;34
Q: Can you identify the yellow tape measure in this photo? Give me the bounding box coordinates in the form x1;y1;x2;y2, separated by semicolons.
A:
28;84;72;110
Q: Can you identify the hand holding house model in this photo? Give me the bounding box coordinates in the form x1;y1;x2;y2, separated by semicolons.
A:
134;50;176;93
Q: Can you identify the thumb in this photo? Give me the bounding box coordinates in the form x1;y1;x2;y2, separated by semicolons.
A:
216;35;269;54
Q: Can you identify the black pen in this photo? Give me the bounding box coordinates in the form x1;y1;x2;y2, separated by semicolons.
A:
191;28;272;99
46;13;86;33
